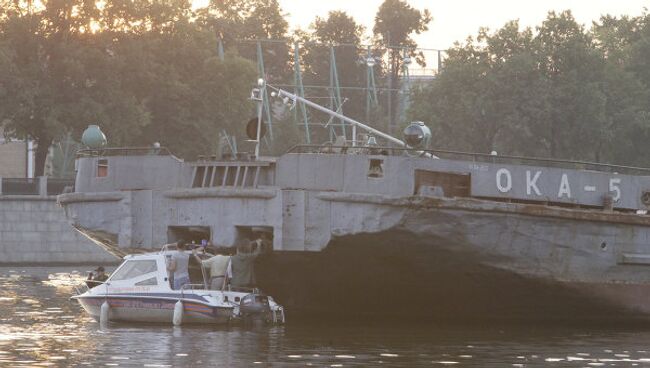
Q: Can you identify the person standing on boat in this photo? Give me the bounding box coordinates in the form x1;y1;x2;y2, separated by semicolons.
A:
167;242;190;290
230;240;263;288
192;248;231;290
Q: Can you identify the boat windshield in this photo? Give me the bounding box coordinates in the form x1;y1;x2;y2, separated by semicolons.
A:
110;260;158;281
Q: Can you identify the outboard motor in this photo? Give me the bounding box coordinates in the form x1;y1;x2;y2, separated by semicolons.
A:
240;293;272;322
403;121;431;149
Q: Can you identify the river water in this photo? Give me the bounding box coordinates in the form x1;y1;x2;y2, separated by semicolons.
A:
3;266;650;367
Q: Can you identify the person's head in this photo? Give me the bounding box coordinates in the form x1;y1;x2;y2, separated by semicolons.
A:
177;241;187;251
95;266;105;274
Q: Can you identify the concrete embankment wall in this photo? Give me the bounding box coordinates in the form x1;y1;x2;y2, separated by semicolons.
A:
0;196;118;264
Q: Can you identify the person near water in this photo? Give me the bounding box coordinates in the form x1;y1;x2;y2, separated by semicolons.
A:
86;266;108;288
192;248;231;290
167;242;190;290
229;240;263;288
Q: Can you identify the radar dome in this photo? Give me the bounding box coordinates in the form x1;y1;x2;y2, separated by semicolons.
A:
403;121;431;148
81;125;107;149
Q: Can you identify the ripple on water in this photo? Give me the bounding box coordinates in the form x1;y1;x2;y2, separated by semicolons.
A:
6;267;650;367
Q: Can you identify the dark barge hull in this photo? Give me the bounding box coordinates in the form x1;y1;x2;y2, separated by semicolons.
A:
257;235;646;322
255;196;650;322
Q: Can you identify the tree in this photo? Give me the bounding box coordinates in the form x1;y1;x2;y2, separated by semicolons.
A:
408;11;650;164
0;1;101;176
196;0;289;81
123;28;257;158
0;0;262;176
532;11;609;160
296;11;366;141
373;0;431;132
409;21;545;154
593;13;650;165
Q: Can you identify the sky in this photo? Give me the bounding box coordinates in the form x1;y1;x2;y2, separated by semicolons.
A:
276;0;650;50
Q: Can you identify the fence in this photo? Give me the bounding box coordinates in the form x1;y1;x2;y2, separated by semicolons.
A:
0;177;74;196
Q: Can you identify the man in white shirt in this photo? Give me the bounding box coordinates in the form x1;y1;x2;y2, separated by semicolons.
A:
193;248;231;290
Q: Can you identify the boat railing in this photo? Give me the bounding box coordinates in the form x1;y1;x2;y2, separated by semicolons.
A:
286;144;650;176
159;243;179;253
225;286;261;294
180;283;208;291
178;284;261;294
180;284;210;299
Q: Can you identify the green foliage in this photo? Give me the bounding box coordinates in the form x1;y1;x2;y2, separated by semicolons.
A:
198;0;289;81
6;0;650;172
373;0;431;131
296;11;367;142
0;0;258;175
409;10;650;166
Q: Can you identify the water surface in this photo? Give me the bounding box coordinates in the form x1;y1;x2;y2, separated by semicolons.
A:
2;266;650;367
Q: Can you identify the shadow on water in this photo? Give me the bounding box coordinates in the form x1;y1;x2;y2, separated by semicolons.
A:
3;266;650;367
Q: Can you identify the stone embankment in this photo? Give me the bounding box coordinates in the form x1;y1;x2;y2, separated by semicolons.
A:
0;177;117;264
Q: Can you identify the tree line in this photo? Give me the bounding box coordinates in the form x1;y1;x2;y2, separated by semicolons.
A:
409;11;650;167
0;0;431;175
6;1;644;175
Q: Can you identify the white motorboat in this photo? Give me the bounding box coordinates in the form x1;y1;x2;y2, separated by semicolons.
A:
72;246;285;325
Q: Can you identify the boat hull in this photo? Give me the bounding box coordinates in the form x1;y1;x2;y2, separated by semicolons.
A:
75;295;233;324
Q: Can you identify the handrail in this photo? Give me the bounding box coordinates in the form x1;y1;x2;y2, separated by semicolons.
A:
226;286;260;294
76;146;174;158
180;283;208;300
285;144;650;175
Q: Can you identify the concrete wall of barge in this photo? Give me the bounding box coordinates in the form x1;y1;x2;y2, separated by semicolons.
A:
74;152;190;193
0;177;117;264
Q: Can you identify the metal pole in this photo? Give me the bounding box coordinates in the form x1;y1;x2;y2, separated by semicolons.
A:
399;48;411;125
255;89;263;158
217;38;225;61
256;42;273;139
293;42;311;144
329;46;345;140
387;32;393;135
275;88;404;147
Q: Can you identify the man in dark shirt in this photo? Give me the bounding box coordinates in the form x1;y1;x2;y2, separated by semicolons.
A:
229;241;263;288
86;266;108;288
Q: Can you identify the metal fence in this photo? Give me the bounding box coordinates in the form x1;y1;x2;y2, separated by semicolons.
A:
0;177;75;196
46;178;75;196
1;178;39;195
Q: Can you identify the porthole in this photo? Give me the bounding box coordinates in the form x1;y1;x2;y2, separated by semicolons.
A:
642;191;650;206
